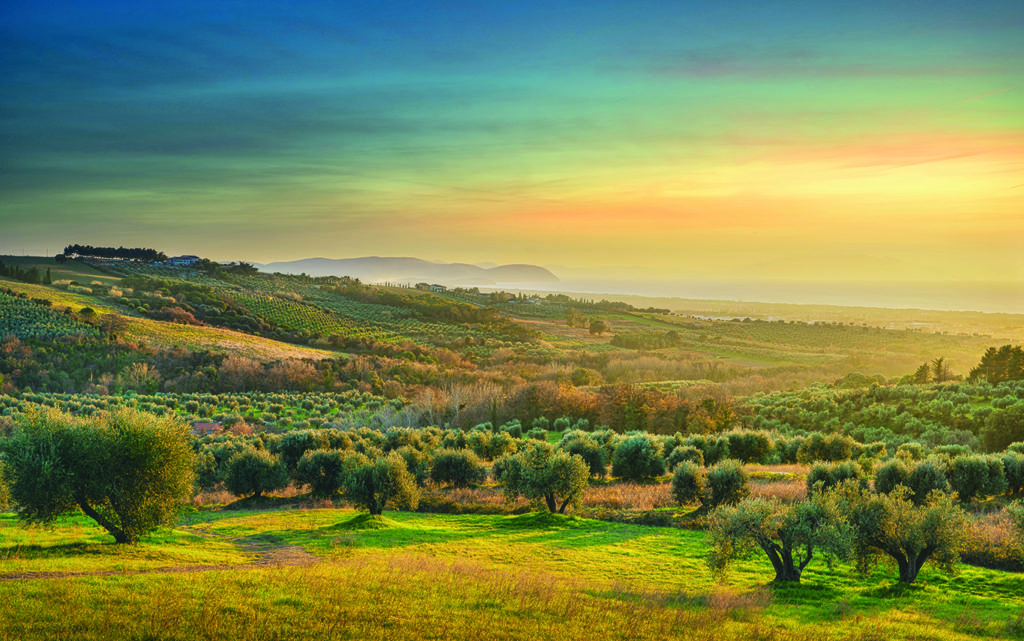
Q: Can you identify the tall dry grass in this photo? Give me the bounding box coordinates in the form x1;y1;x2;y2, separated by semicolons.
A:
582;483;674;510
748;479;806;502
0;552;800;641
961;509;1024;572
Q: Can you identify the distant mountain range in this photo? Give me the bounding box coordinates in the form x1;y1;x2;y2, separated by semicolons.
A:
255;256;559;286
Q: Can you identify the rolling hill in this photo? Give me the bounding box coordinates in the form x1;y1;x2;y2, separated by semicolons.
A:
256;256;559;285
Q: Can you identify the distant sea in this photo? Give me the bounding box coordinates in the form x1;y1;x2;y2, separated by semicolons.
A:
493;279;1024;315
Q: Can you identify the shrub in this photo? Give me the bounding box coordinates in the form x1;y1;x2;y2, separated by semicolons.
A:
671;462;706;505
488;432;518;459
525;427;547;441
430;449;486;488
896;442;924;462
807;461;864;494
933;444;971;459
2;408;195;544
552;417;571;431
873;460;910;495
666;445;704;470
500;421;523;439
466;431;491;459
225;448;289;499
705;460;750;508
1009;502;1024;545
343;452;419;515
611;434;666;481
295;449;366;497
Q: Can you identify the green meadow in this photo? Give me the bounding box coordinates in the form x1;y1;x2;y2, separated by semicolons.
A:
2;508;1022;640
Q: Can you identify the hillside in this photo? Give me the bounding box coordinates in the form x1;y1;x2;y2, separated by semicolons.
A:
257;256;560;285
1;256;1019;431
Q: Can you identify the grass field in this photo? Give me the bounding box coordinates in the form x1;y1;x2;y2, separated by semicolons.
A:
2;507;1022;640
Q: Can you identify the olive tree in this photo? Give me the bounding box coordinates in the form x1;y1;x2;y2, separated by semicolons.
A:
948;455;1006;503
707;497;852;583
806;461;865;493
830;482;966;584
344;452;419;515
1008;501;1024;547
560;437;608;478
224;448;289;498
671;459;749;509
0;461;10;511
497;442;589;514
295;449;366;497
429;448;486;488
2;408;195;544
611;434;666;481
705;459;750;508
666;445;704;470
875;458;950;505
873;460;910;495
671;462;706;506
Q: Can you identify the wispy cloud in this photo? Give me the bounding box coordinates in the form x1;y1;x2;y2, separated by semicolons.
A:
957;86;1016;102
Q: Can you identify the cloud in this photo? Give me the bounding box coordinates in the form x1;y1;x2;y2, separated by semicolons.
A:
957;86;1016;102
643;46;992;78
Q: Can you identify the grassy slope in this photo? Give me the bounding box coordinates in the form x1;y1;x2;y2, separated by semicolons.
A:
0;277;336;361
2;508;1021;640
0;255;122;286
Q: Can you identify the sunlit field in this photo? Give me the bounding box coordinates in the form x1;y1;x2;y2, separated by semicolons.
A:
3;508;1023;641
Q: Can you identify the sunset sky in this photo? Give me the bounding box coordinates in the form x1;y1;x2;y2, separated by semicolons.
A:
1;1;1022;290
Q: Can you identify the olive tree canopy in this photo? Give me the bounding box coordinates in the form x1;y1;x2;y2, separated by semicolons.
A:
2;408;195;544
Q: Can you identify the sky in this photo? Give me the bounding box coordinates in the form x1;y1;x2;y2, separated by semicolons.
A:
1;0;1022;297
